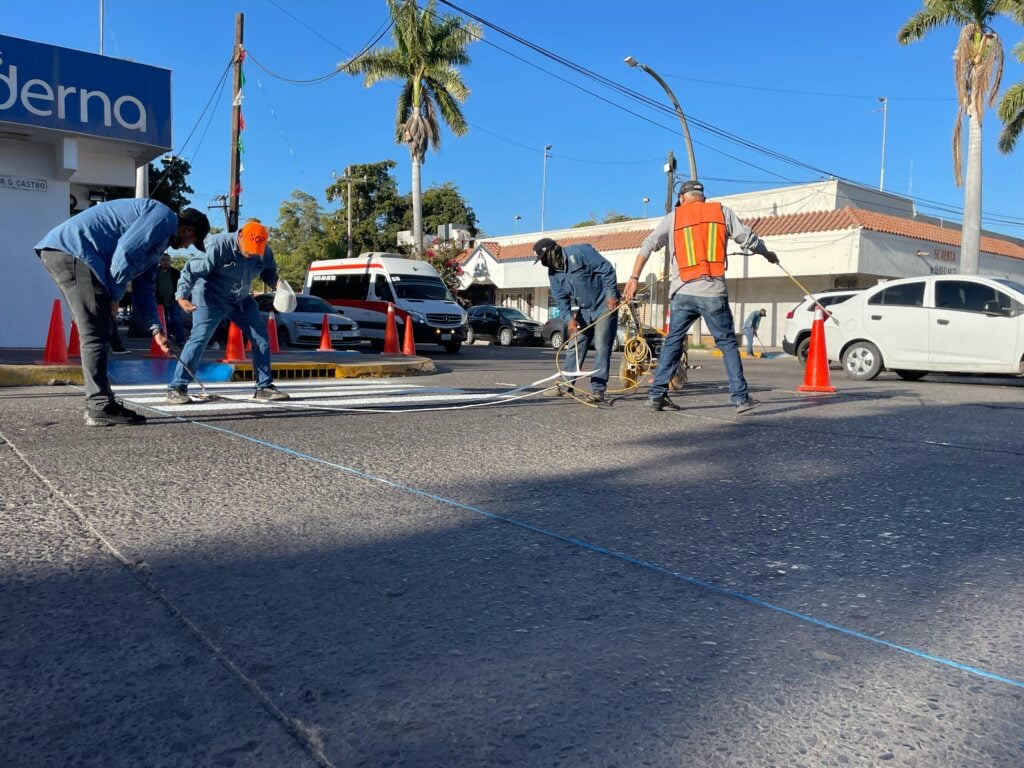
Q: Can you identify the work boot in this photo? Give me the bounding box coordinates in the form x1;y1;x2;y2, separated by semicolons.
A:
84;401;146;427
735;397;760;414
165;388;192;405
547;383;574;398
647;394;681;412
585;390;611;407
254;385;290;401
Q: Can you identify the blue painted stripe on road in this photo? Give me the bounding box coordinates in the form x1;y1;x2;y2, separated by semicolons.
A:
182;416;1024;692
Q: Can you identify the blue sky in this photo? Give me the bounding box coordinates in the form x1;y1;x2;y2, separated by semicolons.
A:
6;1;1024;239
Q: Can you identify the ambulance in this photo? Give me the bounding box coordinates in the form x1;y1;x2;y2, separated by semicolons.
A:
304;253;468;353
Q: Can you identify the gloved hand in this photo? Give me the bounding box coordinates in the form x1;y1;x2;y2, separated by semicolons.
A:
763;250;779;265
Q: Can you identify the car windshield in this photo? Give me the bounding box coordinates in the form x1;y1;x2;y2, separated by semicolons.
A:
994;279;1024;296
497;308;531;321
392;275;453;301
295;296;337;314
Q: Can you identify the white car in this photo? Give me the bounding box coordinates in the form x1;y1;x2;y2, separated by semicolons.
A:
782;290;861;363
823;275;1024;380
255;293;362;349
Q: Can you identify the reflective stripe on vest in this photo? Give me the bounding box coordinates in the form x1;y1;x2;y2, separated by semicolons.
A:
672;201;728;282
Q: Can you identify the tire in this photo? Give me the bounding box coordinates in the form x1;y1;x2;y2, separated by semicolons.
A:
277;326;291;348
465;327;475;345
370;338;385;351
842;341;883;380
443;342;462;354
796;335;811;365
498;327;513;347
894;369;927;381
550;330;564;349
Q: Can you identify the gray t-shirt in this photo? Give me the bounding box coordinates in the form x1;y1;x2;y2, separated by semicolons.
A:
638;203;768;298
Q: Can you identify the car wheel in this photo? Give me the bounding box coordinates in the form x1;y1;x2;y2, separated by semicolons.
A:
550;330;564;349
444;342;462;354
796;335;811;365
277;327;291;348
465;327;475;345
498;327;513;347
842;341;882;380
894;369;927;381
370;338;385;351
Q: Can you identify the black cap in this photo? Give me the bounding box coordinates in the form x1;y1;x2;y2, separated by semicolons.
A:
179;207;211;252
679;179;704;195
532;237;558;264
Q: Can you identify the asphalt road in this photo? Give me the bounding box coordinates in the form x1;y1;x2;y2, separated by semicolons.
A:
2;344;1023;767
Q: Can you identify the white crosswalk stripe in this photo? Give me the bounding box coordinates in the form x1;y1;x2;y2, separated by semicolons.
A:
114;378;532;415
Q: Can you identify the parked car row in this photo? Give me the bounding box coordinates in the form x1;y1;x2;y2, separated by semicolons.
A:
255;293;361;349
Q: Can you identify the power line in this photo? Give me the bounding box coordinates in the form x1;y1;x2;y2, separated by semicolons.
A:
435;0;1024;228
658;72;956;102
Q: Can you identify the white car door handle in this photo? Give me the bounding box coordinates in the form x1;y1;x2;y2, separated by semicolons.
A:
936;319;950;326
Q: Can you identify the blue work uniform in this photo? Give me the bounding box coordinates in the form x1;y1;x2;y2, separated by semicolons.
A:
549;243;619;393
170;232;279;391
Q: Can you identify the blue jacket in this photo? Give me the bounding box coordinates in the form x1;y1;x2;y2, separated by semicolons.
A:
177;232;279;309
35;198;178;332
742;310;763;332
549;244;619;323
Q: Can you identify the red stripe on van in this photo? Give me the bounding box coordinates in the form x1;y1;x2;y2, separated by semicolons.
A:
308;263;383;271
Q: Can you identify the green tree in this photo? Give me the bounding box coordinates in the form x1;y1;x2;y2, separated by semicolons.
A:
412;181;479;238
898;0;1024;274
342;0;481;257
325;160;407;255
997;41;1024;152
103;155;194;211
269;191;342;287
571;210;636;228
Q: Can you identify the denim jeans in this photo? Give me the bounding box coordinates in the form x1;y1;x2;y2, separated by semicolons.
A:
562;309;617;393
743;329;755;355
39;250;115;409
650;293;749;404
162;302;188;345
170;297;273;390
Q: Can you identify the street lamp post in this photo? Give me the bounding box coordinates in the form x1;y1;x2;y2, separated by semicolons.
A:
876;96;888;191
541;144;552;232
624;56;697;181
625;56;697;331
513;214;522;234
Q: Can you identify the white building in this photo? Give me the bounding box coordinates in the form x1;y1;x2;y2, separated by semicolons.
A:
0;34;172;348
459;179;1024;346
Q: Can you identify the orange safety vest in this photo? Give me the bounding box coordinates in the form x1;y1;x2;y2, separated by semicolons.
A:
672;201;728;282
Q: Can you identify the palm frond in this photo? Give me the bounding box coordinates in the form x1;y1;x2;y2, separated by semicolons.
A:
429;84;468;137
997;80;1024;151
898;6;959;43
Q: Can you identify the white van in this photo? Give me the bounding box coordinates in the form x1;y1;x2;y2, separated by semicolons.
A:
305;253;468;353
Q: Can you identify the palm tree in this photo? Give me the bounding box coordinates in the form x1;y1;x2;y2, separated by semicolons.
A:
343;0;480;258
997;41;1024;152
897;0;1024;275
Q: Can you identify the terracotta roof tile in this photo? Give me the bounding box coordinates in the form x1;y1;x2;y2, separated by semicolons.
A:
472;207;1024;262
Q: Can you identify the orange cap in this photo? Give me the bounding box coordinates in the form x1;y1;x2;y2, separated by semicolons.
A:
240;221;269;255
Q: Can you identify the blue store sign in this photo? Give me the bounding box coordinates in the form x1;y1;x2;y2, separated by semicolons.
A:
0;34;171;149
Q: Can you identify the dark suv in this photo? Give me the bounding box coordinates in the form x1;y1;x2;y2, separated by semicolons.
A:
465;305;545;346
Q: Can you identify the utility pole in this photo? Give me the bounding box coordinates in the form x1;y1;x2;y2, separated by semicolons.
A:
338;166;368;258
663;150;676;214
99;0;105;54
877;96;888;191
227;13;244;233
208;195;230;229
660;149;677;330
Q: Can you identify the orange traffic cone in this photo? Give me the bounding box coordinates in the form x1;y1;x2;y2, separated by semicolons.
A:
401;313;416;356
383;302;400;354
267;312;281;353
41;299;69;364
797;307;836;394
220;321;247;362
316;313;333;352
146;305;171;358
67;320;81;358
